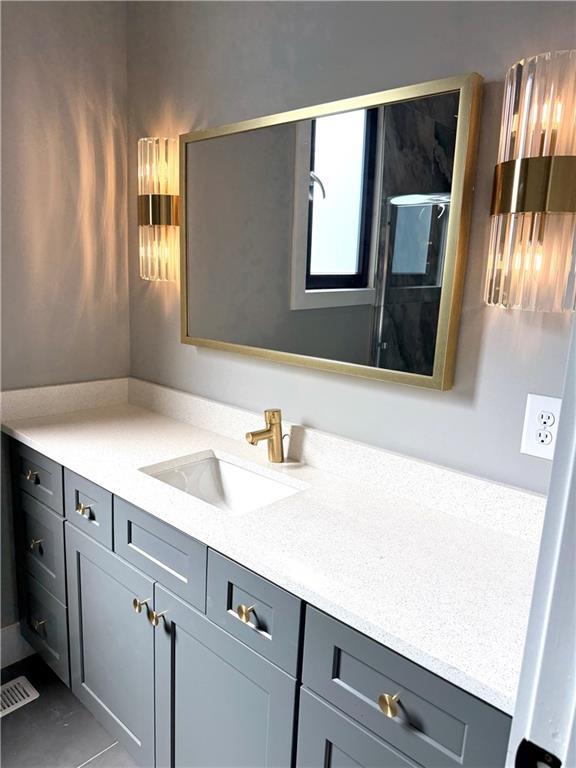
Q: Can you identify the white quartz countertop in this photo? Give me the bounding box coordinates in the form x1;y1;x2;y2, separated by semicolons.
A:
3;400;544;714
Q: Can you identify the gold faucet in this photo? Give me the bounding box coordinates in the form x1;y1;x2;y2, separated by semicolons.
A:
246;409;284;463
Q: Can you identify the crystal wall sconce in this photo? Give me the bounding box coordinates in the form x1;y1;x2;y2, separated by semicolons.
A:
485;50;576;312
138;137;179;282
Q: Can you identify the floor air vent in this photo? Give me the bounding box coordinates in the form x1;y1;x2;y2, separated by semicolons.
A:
0;676;39;717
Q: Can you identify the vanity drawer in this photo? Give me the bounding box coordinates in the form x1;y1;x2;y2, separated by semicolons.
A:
207;550;301;675
113;497;207;611
297;689;417;768
18;492;66;604
64;470;113;549
20;571;69;686
13;442;63;514
302;607;511;768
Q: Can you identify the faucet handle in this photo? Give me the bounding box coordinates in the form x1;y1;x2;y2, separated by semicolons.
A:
264;409;282;424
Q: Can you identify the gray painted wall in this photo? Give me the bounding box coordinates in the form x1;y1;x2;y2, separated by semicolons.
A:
1;1;130;390
127;1;574;494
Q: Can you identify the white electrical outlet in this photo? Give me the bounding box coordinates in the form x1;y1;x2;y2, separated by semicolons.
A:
521;393;562;460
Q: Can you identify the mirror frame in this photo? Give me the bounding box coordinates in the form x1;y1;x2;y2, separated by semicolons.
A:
180;73;482;390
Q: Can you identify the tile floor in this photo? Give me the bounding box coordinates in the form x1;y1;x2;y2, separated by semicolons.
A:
1;656;136;768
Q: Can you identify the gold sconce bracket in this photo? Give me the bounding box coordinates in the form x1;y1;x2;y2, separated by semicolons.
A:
137;194;180;226
491;156;576;215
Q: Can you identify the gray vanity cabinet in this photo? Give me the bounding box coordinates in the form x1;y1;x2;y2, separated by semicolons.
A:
66;524;155;767
154;584;297;768
8;438;513;768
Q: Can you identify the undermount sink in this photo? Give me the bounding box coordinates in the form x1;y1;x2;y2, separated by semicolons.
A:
140;450;304;514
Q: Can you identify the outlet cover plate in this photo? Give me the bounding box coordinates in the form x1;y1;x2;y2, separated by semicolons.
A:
521;393;562;460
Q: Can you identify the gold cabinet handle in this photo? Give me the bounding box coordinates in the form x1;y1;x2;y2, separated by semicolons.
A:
32;619;47;633
29;538;43;552
132;597;151;614
149;610;167;627
25;469;39;484
236;604;256;624
378;693;401;719
76;502;92;519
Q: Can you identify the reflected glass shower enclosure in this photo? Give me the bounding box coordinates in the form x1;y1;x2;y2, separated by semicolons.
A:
372;193;451;375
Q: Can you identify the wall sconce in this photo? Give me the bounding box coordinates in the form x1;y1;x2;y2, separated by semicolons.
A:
485;50;576;312
137;137;179;282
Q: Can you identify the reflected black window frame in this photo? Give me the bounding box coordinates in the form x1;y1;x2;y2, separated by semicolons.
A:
305;108;379;290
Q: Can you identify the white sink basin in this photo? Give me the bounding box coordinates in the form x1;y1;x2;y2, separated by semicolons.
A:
140;450;304;513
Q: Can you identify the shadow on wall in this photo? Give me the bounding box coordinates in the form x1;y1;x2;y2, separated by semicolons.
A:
16;58;126;328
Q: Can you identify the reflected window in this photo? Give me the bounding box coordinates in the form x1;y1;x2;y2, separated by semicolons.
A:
306;109;377;289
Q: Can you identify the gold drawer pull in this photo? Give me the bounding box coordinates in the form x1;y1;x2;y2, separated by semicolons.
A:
132;597;151;614
32;619;47;633
25;469;39;484
76;502;92;518
236;604;256;624
29;538;43;552
149;610;167;627
378;692;400;719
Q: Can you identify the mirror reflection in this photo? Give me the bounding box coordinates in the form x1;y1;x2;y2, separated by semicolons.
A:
184;89;463;380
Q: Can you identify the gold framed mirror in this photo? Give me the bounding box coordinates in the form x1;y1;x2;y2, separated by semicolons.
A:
180;73;482;390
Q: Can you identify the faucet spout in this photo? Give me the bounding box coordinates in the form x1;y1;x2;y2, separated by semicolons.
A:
245;427;274;446
245;409;284;463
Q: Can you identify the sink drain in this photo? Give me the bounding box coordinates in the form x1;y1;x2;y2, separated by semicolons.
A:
0;676;39;717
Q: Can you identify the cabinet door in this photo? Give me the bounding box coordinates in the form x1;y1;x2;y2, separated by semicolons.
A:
66;524;155;767
297;690;421;768
155;584;297;768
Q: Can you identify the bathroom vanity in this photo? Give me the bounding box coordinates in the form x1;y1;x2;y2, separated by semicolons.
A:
3;382;544;768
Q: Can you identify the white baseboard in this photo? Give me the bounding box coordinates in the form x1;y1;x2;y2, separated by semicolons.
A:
1;623;34;669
